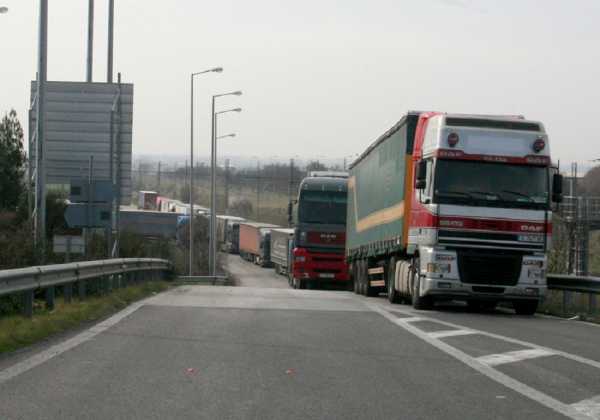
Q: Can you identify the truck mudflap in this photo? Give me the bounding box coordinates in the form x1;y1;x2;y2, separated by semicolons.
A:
292;248;349;282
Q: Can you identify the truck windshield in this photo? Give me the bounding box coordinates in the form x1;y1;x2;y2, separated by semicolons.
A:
433;160;549;210
299;191;347;225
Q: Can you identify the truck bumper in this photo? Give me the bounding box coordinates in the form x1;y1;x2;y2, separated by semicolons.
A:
418;246;547;302
293;251;349;283
421;277;546;301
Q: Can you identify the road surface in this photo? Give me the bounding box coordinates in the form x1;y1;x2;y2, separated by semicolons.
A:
0;259;599;419
225;253;289;288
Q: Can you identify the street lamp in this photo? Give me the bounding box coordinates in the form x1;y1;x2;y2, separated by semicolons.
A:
188;67;222;276
209;93;242;276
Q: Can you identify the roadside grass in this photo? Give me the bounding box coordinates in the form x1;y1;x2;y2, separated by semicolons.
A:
0;281;171;355
539;289;600;323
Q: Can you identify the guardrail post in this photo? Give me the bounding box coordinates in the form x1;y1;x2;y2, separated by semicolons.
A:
45;286;55;311
22;291;34;318
562;291;570;316
78;280;86;300
64;283;73;303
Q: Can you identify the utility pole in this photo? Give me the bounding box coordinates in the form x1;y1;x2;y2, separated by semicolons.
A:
157;161;161;191
288;158;294;203
256;161;260;221
34;0;48;262
86;0;94;82
107;0;114;83
224;159;230;214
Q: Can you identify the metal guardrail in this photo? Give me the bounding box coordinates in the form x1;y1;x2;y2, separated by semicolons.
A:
547;274;600;294
0;258;173;317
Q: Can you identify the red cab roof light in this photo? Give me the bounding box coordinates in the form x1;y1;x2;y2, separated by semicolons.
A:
447;132;459;148
533;138;545;153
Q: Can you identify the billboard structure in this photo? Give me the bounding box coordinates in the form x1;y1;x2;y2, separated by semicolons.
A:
29;81;133;202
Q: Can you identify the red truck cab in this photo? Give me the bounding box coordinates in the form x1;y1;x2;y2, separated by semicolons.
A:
289;172;350;289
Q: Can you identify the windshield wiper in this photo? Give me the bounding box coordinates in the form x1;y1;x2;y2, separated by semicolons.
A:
469;190;501;200
501;190;534;202
436;190;473;199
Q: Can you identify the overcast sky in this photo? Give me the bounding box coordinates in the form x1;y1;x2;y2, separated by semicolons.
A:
1;0;599;168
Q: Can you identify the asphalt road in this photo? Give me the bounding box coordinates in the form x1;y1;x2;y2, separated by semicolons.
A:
225;253;289;288
0;258;599;419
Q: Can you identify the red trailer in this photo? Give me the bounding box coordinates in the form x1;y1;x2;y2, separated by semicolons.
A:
239;222;279;266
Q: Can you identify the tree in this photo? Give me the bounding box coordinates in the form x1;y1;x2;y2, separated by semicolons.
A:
0;110;26;211
305;160;328;173
579;165;600;196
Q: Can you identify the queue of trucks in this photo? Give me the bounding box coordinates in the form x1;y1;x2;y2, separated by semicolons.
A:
139;110;562;314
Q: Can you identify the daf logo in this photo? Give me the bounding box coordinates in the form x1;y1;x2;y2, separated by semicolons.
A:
520;225;543;232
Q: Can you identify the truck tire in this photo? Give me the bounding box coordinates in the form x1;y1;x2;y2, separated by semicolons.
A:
513;300;538;315
387;257;400;304
411;257;433;310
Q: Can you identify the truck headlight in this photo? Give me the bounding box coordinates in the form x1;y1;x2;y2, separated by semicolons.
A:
527;268;545;280
427;263;451;274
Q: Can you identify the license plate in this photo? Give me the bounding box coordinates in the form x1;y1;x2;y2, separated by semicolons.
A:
319;273;335;279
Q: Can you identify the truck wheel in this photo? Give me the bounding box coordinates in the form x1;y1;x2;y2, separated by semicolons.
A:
411;258;432;310
387;257;400;304
513;300;538;315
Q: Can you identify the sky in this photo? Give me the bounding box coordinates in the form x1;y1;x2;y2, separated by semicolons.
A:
1;0;599;169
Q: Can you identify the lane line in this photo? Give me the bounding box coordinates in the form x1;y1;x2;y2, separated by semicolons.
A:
367;303;595;420
476;349;556;367
383;305;600;371
0;300;146;385
571;396;600;419
428;329;478;339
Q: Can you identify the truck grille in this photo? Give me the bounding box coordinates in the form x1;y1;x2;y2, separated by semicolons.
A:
458;250;522;286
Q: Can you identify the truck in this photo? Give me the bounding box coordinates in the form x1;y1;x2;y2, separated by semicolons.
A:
269;228;295;276
138;191;158;210
239;222;279;267
216;215;246;252
346;111;563;315
288;172;350;289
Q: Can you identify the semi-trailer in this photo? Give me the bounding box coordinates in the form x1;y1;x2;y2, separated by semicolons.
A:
346;111;563;314
216;215;246;252
269;228;295;276
288;172;350;289
238;222;279;267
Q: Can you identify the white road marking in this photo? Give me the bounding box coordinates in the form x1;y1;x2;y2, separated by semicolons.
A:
571;395;600;419
0;300;146;385
402;317;426;323
386;305;600;371
367;303;597;420
477;349;556;367
428;329;478;339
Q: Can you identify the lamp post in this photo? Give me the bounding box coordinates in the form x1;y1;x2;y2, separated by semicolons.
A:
210;94;242;276
188;67;222;276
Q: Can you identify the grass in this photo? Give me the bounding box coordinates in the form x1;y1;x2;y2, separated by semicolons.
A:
539;289;600;323
0;281;171;355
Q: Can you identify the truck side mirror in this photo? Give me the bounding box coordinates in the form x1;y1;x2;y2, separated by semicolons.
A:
416;160;427;190
552;173;563;203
